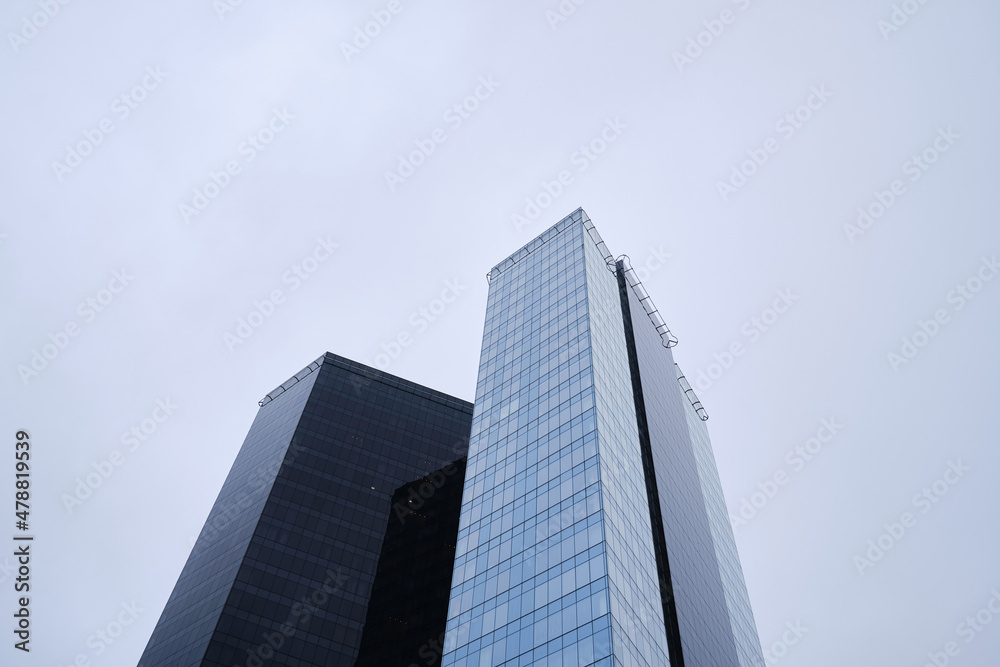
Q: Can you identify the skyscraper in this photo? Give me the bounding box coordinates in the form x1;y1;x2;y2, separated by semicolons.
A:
441;209;764;666
138;353;473;667
140;209;764;667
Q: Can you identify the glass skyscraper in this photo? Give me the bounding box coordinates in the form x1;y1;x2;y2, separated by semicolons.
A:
138;353;473;667
441;209;764;667
140;209;765;667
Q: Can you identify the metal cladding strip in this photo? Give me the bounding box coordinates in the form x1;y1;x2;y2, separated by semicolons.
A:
487;208;586;283
487;208;706;420
581;212;616;268
589;222;703;421
616;255;678;348
258;358;323;406
675;363;709;421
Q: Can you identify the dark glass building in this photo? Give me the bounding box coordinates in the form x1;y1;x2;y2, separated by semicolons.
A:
355;457;467;667
441;209;765;667
141;209;764;667
138;353;473;667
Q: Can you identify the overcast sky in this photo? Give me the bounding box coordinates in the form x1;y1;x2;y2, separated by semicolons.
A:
3;0;999;665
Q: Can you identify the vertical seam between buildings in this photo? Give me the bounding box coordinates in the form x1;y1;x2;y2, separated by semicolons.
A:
616;259;687;667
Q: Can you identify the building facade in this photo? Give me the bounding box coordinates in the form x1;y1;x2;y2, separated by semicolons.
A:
440;209;764;667
140;209;764;667
138;353;473;667
355;457;468;666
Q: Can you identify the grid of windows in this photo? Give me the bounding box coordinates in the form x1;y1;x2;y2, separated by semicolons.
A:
139;365;320;666
622;244;766;667
139;353;473;667
142;207;766;667
442;211;670;667
355;457;468;666
581;219;670;667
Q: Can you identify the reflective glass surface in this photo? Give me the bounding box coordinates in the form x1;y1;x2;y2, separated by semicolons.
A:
355;457;468;667
139;354;473;666
622;254;765;667
442;210;670;667
139;361;320;667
